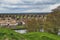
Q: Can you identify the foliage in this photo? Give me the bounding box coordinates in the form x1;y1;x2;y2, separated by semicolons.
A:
0;26;25;30
44;6;60;34
24;32;60;40
16;26;25;29
0;28;24;40
25;18;43;32
41;36;55;40
0;28;60;40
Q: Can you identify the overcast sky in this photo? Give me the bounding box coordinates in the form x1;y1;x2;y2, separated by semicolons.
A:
0;0;60;13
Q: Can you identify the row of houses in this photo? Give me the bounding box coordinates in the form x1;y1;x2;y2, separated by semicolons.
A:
0;13;49;26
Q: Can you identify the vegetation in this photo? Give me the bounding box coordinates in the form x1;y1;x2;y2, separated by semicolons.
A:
24;6;60;35
16;26;25;29
0;28;60;40
0;26;25;30
25;18;43;32
44;6;60;34
0;28;24;40
24;32;60;40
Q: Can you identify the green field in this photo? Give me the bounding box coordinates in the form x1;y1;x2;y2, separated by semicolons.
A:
24;32;60;40
0;28;60;40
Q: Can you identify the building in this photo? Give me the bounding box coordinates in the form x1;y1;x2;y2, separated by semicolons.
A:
0;13;49;27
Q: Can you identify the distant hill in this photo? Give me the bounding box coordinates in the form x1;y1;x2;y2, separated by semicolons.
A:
0;13;49;15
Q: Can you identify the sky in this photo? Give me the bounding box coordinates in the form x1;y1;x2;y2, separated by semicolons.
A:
0;0;60;13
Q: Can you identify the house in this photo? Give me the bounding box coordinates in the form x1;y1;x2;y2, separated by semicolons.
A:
0;13;49;26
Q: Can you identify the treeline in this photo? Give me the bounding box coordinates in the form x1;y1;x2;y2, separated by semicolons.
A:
25;6;60;35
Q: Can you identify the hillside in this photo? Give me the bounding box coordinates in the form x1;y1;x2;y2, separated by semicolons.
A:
0;28;60;40
24;32;60;40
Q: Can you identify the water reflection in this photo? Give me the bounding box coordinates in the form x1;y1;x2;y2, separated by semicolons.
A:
15;29;27;34
15;29;60;35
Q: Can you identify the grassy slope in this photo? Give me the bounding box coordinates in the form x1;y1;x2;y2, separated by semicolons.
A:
0;28;60;40
0;28;24;40
24;32;60;40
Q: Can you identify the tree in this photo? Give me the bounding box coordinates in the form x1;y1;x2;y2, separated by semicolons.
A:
44;6;60;34
25;18;43;32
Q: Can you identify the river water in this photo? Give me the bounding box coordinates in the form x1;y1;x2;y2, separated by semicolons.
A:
14;29;44;34
14;29;60;35
15;29;27;34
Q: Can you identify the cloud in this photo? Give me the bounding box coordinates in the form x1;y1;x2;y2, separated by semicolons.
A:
49;4;60;10
0;0;60;13
1;0;24;4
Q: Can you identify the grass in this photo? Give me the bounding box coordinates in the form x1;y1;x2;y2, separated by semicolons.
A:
24;32;60;40
0;26;26;30
0;28;60;40
16;26;26;29
0;28;24;40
